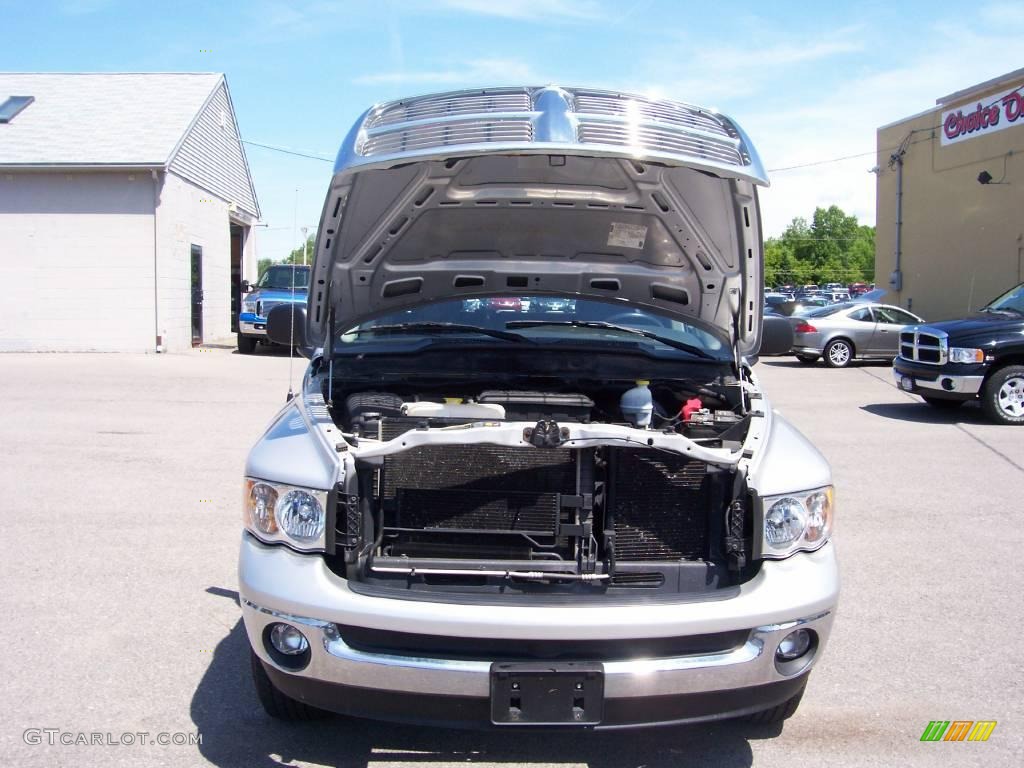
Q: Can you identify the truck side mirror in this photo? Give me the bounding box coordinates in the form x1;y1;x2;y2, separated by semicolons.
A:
267;304;311;357
241;280;252;294
757;314;794;356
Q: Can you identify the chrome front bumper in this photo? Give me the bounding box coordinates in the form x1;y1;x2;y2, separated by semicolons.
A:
239;320;267;336
239;534;838;702
891;366;983;395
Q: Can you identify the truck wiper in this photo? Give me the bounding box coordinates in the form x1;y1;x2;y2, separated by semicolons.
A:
350;322;533;343
981;306;1023;316
505;320;716;359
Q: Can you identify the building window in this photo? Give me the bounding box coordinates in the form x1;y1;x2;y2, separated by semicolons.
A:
0;96;35;124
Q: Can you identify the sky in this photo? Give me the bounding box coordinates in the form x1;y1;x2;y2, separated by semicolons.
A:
3;0;1023;261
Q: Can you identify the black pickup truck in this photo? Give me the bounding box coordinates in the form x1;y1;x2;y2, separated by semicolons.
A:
893;283;1024;424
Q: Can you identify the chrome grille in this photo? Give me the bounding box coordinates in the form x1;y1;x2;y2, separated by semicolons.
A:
576;119;744;165
360;118;534;156
573;91;734;138
899;328;947;364
257;299;285;317
367;89;533;127
345;86;765;182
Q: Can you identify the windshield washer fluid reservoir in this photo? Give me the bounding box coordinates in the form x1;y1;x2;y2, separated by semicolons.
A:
620;380;653;428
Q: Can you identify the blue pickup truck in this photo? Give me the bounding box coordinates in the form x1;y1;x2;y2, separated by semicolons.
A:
238;265;310;354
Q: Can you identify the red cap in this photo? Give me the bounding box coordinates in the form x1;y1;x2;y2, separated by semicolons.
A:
681;398;703;422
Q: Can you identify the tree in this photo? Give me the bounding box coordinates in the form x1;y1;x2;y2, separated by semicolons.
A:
282;234;316;266
255;235;315;283
764;206;875;286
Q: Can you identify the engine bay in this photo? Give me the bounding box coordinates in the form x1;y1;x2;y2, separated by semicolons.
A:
321;374;759;598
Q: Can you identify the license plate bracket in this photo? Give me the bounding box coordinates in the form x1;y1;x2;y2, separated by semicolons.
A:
490;662;604;725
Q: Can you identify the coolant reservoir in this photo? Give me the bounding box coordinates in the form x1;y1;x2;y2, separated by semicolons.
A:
620;380;653;428
401;401;506;419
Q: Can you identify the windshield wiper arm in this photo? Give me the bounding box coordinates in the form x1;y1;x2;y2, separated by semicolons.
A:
981;306;1023;316
350;322;533;343
505;320;716;359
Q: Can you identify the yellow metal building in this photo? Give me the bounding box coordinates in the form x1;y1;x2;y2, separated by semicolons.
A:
875;68;1024;321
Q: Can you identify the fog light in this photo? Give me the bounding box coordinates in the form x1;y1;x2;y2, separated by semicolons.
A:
269;623;309;656
776;629;811;661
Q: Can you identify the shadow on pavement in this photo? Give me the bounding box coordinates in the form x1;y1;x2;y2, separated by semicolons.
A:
860;401;988;425
235;344;297;357
192;589;776;768
758;358;892;370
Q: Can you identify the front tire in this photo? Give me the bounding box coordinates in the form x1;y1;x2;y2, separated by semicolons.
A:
250;650;329;721
744;678;807;724
823;339;853;368
237;334;258;355
981;365;1024;425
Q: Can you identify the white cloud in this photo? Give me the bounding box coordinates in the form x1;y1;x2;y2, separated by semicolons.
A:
430;0;602;21
980;2;1024;25
689;31;864;73
595;26;866;112
602;11;1023;235
749;18;1024;235
352;58;541;86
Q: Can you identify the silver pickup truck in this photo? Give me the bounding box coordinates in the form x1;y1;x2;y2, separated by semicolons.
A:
240;86;838;730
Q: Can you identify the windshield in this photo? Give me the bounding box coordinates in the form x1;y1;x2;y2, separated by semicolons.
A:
338;296;730;360
984;283;1024;314
257;265;310;290
806;303;855;318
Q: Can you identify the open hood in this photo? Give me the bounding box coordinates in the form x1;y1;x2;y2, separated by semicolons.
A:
307;86;768;356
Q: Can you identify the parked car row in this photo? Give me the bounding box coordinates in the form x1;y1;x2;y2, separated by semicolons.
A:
791;302;923;368
773;282;874;298
463;297;578;314
780;281;1024;425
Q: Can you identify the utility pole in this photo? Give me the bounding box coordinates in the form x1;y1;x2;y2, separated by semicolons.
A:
887;133;912;296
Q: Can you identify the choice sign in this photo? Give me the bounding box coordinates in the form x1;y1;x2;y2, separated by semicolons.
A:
941;83;1023;146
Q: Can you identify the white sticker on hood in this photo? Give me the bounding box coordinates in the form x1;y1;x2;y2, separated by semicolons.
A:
608;222;647;250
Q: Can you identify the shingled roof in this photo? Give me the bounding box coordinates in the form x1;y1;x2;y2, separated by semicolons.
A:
0;72;259;217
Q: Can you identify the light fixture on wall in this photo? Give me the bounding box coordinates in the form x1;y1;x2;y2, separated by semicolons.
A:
977;151;1012;185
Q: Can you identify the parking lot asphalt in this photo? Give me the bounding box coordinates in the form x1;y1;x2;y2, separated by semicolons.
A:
1;348;1021;768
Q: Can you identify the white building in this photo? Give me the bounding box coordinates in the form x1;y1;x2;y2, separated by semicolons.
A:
0;73;261;352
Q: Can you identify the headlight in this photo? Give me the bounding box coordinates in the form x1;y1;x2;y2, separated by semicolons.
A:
948;347;984;364
244;478;328;552
276;489;325;542
247;482;278;534
242;299;257;313
761;486;833;558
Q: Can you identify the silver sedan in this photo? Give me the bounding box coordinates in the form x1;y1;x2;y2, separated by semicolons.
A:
791;302;924;368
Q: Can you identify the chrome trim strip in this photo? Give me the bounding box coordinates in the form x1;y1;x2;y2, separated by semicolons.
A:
335;85;768;185
899;326;948;365
242;599;335;629
241;597;834;698
895;369;983;395
239;322;267;336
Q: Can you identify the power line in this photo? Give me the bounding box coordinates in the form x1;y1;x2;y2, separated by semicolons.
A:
767;149;879;173
768;131;937;174
243;126;944;175
242;139;333;162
